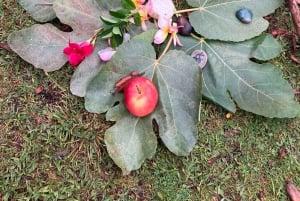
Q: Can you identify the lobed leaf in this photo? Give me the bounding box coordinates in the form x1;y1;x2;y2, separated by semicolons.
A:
105;116;157;175
179;34;300;118
85;31;201;173
187;0;283;41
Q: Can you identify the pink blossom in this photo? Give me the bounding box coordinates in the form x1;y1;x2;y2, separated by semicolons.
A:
146;0;174;20
154;18;182;46
98;47;116;62
63;41;94;67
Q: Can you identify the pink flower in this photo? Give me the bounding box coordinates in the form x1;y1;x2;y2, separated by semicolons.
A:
98;47;116;62
146;0;174;20
153;18;182;46
63;40;94;67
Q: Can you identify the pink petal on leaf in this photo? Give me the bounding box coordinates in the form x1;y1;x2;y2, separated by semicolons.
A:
98;47;116;62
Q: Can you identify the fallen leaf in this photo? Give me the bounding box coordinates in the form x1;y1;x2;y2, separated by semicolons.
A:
35;86;44;94
208;154;222;164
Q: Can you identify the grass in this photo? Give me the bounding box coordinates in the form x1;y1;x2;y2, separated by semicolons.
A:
1;1;300;200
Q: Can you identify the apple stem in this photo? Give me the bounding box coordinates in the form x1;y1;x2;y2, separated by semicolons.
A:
136;85;142;94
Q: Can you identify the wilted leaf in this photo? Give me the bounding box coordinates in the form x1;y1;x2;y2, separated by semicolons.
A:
105;116;157;175
179;34;300;118
9;0;104;72
85;31;201;173
187;0;283;41
18;0;56;22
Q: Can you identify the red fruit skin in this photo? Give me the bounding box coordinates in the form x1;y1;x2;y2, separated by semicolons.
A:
124;77;158;117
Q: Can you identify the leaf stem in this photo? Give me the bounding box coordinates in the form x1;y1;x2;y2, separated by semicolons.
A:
44;70;67;92
191;33;205;43
174;7;203;14
156;36;173;63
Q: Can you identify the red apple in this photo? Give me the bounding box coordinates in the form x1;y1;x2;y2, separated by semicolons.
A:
124;76;158;117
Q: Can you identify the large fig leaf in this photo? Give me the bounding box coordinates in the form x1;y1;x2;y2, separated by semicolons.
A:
179;34;300;118
105;116;157;175
18;0;56;22
85;31;201;173
187;0;283;41
9;0;103;72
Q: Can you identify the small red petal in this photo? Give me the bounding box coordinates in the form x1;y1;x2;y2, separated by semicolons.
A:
69;42;80;48
63;47;73;55
81;44;94;56
68;53;84;66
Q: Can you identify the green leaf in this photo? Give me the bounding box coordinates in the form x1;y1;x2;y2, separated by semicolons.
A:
9;0;103;72
105;116;157;175
121;0;136;10
100;16;120;25
85;30;201;173
98;28;114;39
187;0;283;41
250;33;282;60
110;34;123;48
112;26;122;36
178;34;300;118
133;13;141;26
109;9;131;19
17;0;56;22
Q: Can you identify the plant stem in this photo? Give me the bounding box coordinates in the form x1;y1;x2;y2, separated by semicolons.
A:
44;71;67;92
175;7;203;14
156;36;173;63
190;33;205;42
